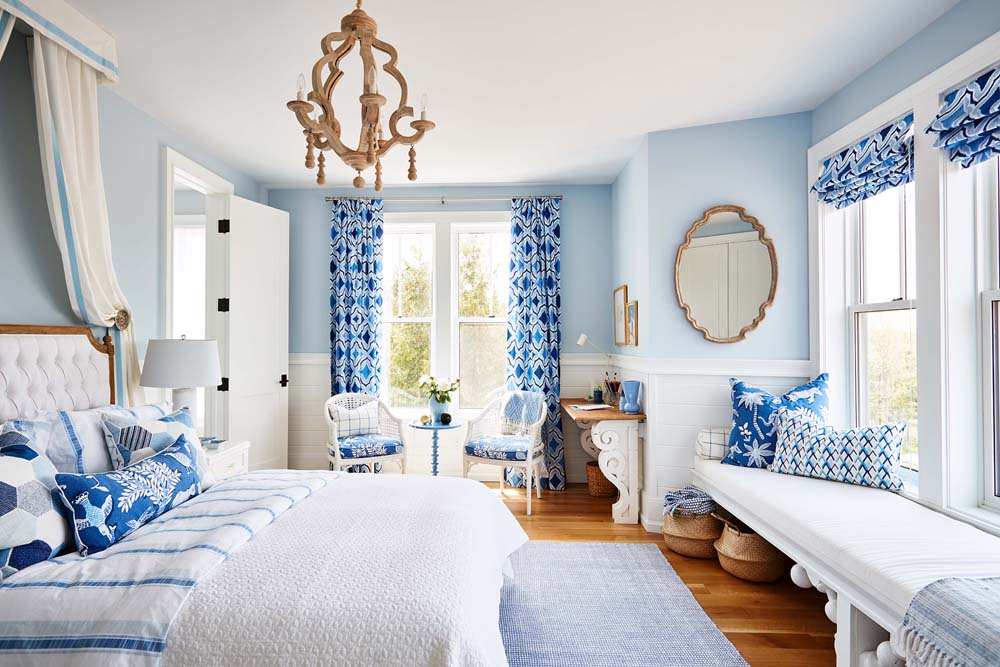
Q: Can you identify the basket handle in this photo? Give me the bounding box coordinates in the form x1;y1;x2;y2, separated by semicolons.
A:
711;512;742;535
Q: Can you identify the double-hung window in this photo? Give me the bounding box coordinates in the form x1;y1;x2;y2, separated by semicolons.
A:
849;183;919;487
380;213;510;412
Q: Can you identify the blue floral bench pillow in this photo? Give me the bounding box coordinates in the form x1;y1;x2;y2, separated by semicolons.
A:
56;434;202;556
721;373;830;468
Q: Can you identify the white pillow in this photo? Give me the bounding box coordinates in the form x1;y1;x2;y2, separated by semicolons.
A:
329;400;380;437
22;402;172;474
696;427;730;461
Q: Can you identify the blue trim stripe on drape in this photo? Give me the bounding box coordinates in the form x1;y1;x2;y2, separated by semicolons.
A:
811;114;914;209
1;0;118;77
329;199;384;397
113;328;124;404
50;110;89;323
0;10;13;60
927;66;1000;169
505;197;564;490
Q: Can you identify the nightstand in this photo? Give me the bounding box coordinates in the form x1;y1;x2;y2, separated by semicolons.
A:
204;440;250;481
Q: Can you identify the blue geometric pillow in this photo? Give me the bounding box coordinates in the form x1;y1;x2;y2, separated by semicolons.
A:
56;434;202;556
771;407;905;490
0;424;72;579
101;407;198;468
722;373;830;468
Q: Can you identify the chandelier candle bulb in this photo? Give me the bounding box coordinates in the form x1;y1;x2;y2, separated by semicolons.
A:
286;0;435;188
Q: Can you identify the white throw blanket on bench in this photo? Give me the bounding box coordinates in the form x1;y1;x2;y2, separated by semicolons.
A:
0;470;332;666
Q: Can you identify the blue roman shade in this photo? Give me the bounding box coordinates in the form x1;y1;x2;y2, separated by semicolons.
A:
926;66;1000;168
811;114;914;209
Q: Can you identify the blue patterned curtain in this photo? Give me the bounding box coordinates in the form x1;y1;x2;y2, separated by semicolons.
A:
811;114;914;209
330;199;384;396
927;66;1000;168
505;197;564;490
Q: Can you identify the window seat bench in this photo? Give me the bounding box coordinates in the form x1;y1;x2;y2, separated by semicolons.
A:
692;455;1000;667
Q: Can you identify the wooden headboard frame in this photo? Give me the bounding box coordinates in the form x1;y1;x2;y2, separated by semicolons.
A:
0;324;116;406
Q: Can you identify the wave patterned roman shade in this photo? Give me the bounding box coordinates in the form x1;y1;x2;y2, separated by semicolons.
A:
811;114;914;209
926;67;1000;168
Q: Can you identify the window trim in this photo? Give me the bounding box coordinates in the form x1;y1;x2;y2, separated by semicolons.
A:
380;211;510;413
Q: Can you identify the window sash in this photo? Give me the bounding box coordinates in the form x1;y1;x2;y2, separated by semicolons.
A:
981;291;1000;510
450;222;509;410
858;185;912;304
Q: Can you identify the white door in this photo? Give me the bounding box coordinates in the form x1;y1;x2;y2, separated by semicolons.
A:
205;195;289;470
679;243;728;336
728;239;772;337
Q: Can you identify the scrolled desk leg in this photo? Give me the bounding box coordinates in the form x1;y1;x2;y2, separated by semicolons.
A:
592;420;639;524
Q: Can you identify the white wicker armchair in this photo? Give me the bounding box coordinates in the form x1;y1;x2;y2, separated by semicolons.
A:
464;390;547;514
324;393;407;473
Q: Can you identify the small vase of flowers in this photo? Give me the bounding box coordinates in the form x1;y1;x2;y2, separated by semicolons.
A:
419;375;460;424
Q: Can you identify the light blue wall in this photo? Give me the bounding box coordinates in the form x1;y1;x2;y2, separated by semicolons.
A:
611;113;812;360
610;138;650;354
0;30;261;353
812;0;1000;143
267;185;613;354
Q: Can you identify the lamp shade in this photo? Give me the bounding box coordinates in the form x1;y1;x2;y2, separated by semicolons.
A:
576;333;589;347
140;339;222;388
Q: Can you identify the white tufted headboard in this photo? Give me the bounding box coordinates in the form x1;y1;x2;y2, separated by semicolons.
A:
0;325;116;422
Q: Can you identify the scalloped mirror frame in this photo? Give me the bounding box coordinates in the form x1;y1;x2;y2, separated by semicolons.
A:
674;204;778;343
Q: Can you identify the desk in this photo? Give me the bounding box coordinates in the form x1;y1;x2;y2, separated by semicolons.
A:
409;420;464;476
560;399;645;524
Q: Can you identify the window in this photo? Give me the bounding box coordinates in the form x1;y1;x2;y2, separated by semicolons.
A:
454;229;509;409
977;156;1000;507
381;227;433;409
380;213;510;411
850;183;919;485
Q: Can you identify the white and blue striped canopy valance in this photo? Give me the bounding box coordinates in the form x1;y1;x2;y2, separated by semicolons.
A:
811;114;914;209
0;0;118;81
926;66;1000;169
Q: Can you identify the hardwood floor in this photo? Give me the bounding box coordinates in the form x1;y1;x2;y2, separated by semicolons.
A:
495;483;836;667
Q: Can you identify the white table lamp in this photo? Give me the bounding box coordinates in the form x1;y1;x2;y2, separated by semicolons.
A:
576;333;611;377
141;338;222;427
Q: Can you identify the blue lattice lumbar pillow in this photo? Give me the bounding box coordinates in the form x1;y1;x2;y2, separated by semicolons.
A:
101;408;214;488
56;434;202;556
722;373;830;468
0;424;73;579
771;407;906;491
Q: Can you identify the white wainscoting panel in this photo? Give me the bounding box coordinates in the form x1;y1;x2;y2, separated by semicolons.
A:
288;352;813;533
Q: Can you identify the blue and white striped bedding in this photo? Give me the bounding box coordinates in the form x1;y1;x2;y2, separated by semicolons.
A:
0;470;335;666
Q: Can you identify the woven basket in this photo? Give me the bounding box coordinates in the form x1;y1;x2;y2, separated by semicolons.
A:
661;513;723;559
712;514;785;582
585;461;616;497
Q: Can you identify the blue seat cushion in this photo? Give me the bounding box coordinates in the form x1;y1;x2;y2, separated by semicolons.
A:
465;435;531;461
338;435;403;459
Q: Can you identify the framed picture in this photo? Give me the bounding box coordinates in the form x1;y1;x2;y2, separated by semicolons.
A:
626;300;638;345
613;284;628;346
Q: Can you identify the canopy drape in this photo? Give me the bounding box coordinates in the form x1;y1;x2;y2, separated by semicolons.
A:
0;0;117;81
811;114;914;209
926;66;1000;168
29;34;141;405
0;10;13;60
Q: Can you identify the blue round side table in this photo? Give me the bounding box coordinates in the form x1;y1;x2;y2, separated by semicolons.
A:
409;420;463;476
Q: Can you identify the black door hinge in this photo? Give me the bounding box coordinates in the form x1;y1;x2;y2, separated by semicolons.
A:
217;298;230;312
217;377;229;392
279;374;289;388
218;219;230;234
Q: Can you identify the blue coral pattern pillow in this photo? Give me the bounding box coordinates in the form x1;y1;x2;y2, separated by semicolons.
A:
0;424;72;578
56;434;202;556
771;407;905;490
722;373;830;468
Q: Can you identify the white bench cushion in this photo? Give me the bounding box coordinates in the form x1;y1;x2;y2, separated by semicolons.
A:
694;457;1000;616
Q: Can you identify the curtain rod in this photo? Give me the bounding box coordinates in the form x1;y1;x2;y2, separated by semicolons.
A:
323;195;562;202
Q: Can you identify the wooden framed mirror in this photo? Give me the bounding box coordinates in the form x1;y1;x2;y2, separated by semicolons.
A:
674;205;777;343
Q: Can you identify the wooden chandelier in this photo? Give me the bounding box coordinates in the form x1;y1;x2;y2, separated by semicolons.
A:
287;0;435;191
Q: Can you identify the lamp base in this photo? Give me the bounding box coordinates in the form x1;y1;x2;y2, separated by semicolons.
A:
171;387;198;427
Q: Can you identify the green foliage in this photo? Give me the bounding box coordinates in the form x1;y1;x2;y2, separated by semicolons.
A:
863;314;919;469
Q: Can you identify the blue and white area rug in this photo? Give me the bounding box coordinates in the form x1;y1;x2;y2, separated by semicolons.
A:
500;542;748;667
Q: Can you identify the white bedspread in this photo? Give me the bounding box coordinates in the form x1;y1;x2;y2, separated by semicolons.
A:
163;473;528;667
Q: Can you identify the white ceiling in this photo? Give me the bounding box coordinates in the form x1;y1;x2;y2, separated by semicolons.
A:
68;0;959;189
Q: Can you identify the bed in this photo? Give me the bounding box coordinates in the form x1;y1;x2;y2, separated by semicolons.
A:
0;325;528;666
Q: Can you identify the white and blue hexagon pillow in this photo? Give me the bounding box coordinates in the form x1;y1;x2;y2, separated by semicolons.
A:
0;426;72;579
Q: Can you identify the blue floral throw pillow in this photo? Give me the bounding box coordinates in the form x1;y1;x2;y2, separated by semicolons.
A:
721;373;830;468
56;434;202;556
